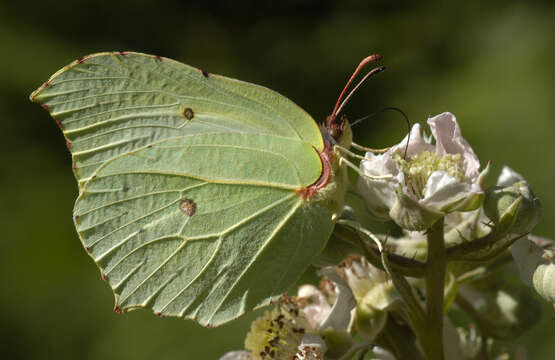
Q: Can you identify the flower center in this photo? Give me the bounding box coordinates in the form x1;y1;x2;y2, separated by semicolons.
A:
245;296;310;360
393;151;464;198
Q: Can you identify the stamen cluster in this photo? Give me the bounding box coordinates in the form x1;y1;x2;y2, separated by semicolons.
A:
245;296;311;360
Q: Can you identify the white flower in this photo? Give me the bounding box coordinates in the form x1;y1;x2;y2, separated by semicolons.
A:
336;256;399;341
238;269;356;360
338;256;399;313
357;112;487;230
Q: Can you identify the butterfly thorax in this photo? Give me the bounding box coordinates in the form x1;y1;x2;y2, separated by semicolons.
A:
298;118;351;222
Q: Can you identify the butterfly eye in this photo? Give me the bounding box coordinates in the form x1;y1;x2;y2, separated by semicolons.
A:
329;127;339;139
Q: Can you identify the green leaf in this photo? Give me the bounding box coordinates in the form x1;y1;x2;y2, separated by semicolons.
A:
31;52;343;326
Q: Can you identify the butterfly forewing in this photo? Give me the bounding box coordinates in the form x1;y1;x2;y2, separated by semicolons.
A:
31;52;323;182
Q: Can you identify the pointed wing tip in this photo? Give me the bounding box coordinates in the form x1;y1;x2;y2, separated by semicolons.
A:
29;82;48;103
30;51;165;103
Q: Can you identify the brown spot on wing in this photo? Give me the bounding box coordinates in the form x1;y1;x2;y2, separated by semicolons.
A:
183;107;194;120
179;199;197;216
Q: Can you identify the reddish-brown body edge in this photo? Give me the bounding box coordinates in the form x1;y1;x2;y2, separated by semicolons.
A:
297;134;334;200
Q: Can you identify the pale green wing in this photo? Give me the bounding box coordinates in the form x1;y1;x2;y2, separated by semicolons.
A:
31;52;334;326
30;52;324;183
77;161;334;325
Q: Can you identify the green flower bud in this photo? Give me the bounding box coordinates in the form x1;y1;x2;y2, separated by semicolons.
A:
512;236;555;305
484;181;542;234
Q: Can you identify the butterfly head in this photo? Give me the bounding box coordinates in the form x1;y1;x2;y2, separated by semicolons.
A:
324;113;352;149
325;54;385;147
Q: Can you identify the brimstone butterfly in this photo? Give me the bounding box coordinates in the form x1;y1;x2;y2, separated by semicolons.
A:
30;52;384;326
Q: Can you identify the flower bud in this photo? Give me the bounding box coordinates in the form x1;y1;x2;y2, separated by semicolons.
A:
336;256;400;341
511;236;555;305
484;180;542;235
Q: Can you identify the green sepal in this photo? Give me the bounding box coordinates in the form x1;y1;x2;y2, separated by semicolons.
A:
320;328;354;359
389;187;443;231
355;305;387;342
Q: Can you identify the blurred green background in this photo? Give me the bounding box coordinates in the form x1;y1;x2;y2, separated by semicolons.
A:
1;0;554;358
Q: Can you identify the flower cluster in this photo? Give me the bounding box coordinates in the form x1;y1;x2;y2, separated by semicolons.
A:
221;113;552;360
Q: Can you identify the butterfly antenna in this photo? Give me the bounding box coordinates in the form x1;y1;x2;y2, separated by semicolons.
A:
350;107;412;159
334;65;386;117
329;54;385;125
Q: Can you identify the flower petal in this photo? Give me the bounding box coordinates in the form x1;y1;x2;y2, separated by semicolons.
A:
420;171;483;212
318;267;357;332
498;166;525;187
428;112;480;179
357;152;402;219
298;285;331;331
219;351;250;360
391;123;435;157
511;237;542;285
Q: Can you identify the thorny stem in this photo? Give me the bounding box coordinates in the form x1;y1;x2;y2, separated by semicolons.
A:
422;218;446;360
446;232;527;262
446;197;524;262
334;222;426;277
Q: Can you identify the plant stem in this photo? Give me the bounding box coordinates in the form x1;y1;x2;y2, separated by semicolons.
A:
422;218;446;360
